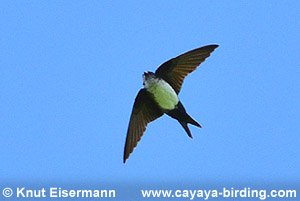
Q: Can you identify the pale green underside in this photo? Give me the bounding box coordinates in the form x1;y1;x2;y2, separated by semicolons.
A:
145;79;179;110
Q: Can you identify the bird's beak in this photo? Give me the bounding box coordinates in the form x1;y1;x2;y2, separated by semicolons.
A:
143;71;148;79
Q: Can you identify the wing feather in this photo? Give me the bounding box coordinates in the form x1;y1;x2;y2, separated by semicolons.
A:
123;89;163;163
155;45;218;94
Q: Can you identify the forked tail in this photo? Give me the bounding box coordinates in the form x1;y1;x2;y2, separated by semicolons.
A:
179;113;201;138
166;101;202;138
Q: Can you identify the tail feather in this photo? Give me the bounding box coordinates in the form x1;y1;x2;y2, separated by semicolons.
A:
179;114;201;138
179;121;193;138
166;101;202;138
186;114;202;128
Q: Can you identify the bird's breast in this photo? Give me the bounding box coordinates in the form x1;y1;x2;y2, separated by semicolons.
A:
145;78;179;110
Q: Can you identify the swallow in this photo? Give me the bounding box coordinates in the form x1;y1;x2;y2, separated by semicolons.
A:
123;44;218;163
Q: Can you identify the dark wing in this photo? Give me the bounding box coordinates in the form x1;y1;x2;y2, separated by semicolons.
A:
155;45;218;94
123;89;163;163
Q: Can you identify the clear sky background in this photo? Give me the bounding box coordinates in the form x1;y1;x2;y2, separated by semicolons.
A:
1;0;299;199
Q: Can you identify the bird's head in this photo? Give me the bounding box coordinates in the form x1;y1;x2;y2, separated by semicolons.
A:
143;71;156;85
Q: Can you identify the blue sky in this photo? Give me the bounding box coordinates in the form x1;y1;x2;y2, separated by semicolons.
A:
1;0;299;200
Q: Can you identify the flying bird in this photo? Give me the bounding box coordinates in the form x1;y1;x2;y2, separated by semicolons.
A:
123;44;218;163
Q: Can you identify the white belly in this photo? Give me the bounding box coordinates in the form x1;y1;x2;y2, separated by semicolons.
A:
145;79;179;110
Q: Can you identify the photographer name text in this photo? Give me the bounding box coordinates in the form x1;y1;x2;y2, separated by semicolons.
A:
13;187;115;198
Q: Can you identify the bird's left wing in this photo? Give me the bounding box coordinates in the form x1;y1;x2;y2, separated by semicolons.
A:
123;89;163;163
155;45;218;94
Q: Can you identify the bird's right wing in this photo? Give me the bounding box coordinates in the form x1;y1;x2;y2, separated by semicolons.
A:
123;89;163;163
